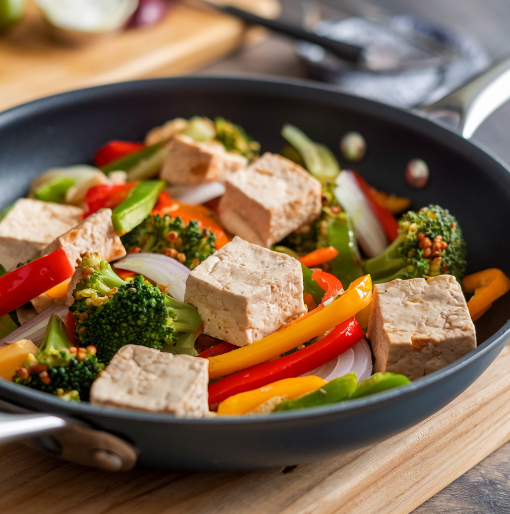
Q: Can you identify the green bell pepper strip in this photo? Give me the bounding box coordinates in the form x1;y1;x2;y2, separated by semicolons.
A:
274;373;358;412
33;176;75;203
281;124;340;184
0;262;19;338
112;180;165;235
0;205;12;224
101;143;168;181
348;372;411;400
326;216;364;287
301;263;325;305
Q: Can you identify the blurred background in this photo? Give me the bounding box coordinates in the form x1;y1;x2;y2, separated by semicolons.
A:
1;0;510;165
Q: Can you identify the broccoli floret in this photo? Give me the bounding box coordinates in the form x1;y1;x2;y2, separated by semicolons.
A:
214;117;260;161
121;214;216;270
364;205;467;284
70;253;202;364
12;314;103;401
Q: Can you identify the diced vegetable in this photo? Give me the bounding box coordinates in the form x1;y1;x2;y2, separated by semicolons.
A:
274;374;358;412
111;180;165;235
281;124;340;184
83;182;138;218
217;376;326;415
462;269;510;321
33;176;75;203
301;263;327;306
208;317;363;405
94;140;145;168
334;171;388;258
311;269;343;305
0;339;38;380
352;172;399;242
325;215;364;286
101;143;168;181
0;249;74;318
348;372;410;400
0;313;18;339
207;275;372;379
30;165;110;205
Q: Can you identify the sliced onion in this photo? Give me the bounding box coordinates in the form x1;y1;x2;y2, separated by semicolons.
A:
114;252;190;302
166;182;226;206
300;338;372;382
0;304;69;349
334;170;387;258
350;338;373;382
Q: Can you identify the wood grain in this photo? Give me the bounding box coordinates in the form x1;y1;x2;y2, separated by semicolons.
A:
2;344;510;514
0;0;279;112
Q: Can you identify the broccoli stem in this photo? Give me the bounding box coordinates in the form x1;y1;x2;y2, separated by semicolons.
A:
372;266;415;285
166;296;201;333
363;233;407;280
40;314;72;354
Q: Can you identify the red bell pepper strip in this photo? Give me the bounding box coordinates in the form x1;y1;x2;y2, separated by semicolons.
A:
352;172;399;242
94;141;145;168
208;317;363;406
198;341;237;359
83;182;138;218
0;249;74;317
311;269;343;305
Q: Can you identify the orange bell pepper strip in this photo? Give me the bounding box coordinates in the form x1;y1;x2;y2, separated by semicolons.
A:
299;246;339;267
367;185;411;215
462;269;510;321
152;192;229;249
207;275;372;379
217;376;326;415
44;278;71;299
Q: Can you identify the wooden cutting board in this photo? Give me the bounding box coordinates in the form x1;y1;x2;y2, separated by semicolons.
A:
1;342;510;514
0;0;280;112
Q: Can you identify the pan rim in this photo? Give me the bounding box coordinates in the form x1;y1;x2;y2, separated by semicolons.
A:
0;74;509;425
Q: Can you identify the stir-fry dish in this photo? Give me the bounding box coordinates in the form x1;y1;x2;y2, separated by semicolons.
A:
1;116;509;418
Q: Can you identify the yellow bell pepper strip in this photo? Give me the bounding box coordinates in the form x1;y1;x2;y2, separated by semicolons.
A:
207;275;372;379
45;278;71;300
462;268;510;321
217;376;326;415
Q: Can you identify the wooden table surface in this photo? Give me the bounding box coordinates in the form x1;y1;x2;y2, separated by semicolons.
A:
198;1;510;512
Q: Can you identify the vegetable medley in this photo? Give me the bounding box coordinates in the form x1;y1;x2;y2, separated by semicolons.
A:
0;116;509;418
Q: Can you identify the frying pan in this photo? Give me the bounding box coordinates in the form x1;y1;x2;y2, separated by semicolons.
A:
1;56;510;471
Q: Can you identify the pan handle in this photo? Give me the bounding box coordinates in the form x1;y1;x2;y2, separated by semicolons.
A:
420;53;510;139
0;402;138;471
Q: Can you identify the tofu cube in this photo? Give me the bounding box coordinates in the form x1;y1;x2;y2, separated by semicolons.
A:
218;153;322;248
160;133;247;185
184;236;306;347
41;208;126;266
0;199;83;271
367;275;477;381
90;345;209;418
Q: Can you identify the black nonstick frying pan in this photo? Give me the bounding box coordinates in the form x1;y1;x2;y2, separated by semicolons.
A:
1;57;510;471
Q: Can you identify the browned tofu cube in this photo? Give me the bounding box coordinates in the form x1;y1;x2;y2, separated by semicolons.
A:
218;153;322;248
160;133;247;185
41;208;126;266
90;345;209;417
367;275;476;380
0;199;83;271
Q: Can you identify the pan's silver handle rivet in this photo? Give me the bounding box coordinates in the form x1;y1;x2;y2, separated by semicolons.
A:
406;159;429;188
91;450;124;472
340;132;366;162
